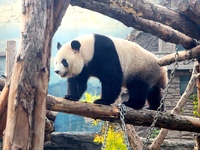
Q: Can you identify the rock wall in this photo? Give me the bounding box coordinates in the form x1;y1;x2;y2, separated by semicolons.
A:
44;133;195;150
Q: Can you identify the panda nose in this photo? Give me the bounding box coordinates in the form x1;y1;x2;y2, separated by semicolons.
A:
55;70;60;74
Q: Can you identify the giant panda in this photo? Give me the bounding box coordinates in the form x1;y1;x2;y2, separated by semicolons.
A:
54;34;168;110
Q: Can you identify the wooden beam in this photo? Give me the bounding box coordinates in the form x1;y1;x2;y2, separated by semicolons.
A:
5;41;16;82
46;95;200;133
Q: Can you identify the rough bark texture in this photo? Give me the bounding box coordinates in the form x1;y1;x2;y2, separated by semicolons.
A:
46;95;200;133
126;124;143;150
178;0;200;25
2;1;70;149
45;117;54;142
0;86;9;138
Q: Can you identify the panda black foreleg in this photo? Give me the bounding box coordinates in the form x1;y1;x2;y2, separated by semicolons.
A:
65;75;88;101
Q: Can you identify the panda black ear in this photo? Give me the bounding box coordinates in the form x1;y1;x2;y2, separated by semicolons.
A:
71;40;81;51
57;42;62;50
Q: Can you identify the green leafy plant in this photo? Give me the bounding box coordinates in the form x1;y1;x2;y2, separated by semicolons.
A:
190;94;200;117
94;124;127;150
81;93;127;150
81;92;100;103
150;128;160;138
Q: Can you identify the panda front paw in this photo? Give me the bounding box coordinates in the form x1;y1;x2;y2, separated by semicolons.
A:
93;99;112;105
64;95;79;101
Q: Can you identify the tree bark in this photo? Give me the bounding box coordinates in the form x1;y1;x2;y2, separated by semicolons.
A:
109;0;200;40
126;124;143;150
46;95;200;133
0;86;9;138
178;0;200;26
3;1;69;149
46;110;57;122
158;45;200;66
71;0;198;49
45;117;54;142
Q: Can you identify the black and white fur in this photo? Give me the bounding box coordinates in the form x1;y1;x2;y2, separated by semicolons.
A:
54;34;168;110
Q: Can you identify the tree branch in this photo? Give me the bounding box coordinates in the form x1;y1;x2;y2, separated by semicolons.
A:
109;0;200;39
53;0;70;33
70;0;197;49
158;45;200;66
46;95;200;133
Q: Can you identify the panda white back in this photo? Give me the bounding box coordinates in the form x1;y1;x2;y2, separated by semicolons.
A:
106;36;165;87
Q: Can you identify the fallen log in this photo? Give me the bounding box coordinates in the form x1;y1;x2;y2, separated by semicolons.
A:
46;95;200;133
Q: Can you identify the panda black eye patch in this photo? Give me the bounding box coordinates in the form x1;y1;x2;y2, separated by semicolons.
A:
61;59;68;67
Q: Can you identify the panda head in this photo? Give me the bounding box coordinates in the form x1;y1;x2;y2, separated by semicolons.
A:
54;40;84;78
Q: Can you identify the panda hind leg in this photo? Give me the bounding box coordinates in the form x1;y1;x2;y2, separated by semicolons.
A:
147;85;164;111
123;81;149;110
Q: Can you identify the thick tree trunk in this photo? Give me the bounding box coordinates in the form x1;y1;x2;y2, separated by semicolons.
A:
71;0;198;49
2;1;69;149
46;95;200;133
